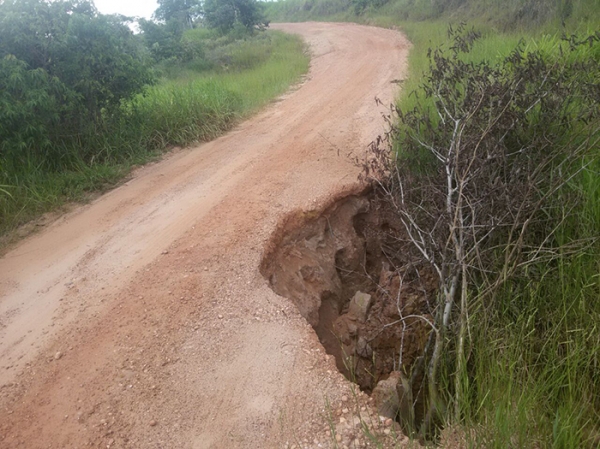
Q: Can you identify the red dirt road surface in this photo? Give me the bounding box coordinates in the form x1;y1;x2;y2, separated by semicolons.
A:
0;22;409;448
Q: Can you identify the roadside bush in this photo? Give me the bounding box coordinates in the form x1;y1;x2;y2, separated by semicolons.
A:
0;55;67;167
0;0;153;170
0;29;309;236
363;26;600;443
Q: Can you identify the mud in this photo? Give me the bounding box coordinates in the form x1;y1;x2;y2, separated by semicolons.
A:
261;190;438;428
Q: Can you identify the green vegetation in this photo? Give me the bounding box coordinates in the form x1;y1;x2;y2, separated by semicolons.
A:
381;28;599;447
394;22;599;449
267;0;599;446
153;0;202;26
265;0;600;31
401;25;600;449
0;0;308;239
204;0;269;33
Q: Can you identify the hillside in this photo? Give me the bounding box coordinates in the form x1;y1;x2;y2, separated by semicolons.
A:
266;0;599;31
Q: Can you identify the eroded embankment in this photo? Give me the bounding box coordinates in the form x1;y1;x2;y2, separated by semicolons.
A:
260;190;438;432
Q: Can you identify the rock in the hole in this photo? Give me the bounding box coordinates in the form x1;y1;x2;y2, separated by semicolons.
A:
378;262;394;288
333;315;356;346
348;291;372;322
355;336;372;358
347;320;358;337
371;371;401;419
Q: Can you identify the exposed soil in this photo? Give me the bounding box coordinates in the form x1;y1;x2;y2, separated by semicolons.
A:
0;23;411;448
261;191;437;434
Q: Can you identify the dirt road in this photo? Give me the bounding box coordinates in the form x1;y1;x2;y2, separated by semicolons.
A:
0;23;409;448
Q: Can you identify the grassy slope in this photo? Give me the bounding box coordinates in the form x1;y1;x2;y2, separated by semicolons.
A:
399;28;599;449
397;19;599;447
0;30;309;241
400;29;599;449
267;2;600;447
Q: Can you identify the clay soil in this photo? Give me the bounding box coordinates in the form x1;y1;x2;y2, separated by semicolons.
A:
0;23;410;448
262;193;438;431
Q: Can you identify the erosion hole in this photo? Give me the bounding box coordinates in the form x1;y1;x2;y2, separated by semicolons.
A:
260;191;438;434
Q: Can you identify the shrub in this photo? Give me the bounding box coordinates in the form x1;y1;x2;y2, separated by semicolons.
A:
363;25;600;440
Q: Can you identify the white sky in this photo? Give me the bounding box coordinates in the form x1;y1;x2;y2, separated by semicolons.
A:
94;0;158;19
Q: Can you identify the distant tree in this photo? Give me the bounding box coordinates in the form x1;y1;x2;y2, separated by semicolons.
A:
0;55;69;161
203;0;267;33
153;0;202;28
139;18;186;61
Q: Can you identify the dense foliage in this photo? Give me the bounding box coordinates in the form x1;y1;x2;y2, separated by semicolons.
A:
365;27;600;443
0;0;153;169
154;0;202;26
204;0;268;33
0;0;307;238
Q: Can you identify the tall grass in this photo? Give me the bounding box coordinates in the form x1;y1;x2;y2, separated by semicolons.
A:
464;162;600;447
393;25;600;448
0;30;309;241
395;23;600;449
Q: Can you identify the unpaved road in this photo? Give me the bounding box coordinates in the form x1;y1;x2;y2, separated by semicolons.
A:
0;23;409;448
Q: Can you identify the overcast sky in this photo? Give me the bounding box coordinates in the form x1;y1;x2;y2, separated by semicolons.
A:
94;0;158;19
